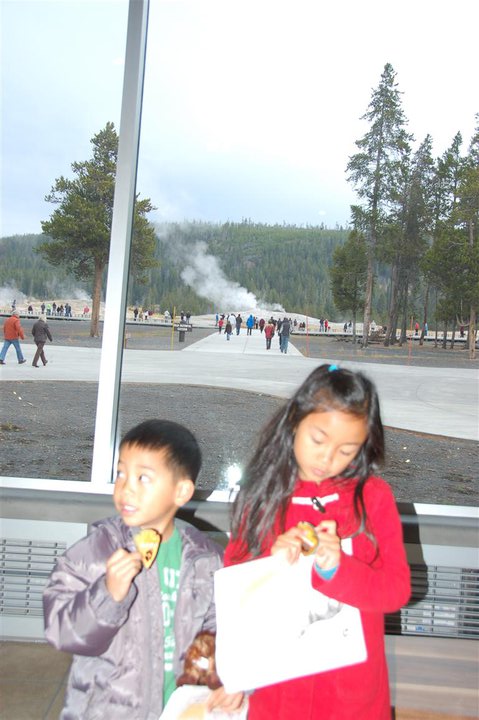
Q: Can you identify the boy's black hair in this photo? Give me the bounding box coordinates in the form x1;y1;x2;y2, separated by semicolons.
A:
230;364;384;559
120;419;202;483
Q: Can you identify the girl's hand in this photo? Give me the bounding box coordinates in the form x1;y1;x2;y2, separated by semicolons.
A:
105;548;142;602
271;527;304;564
206;686;245;712
314;520;341;571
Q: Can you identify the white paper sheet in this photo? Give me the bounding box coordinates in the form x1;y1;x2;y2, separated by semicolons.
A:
159;686;248;720
214;551;367;693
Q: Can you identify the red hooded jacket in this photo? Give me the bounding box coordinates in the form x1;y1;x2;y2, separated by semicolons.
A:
224;475;410;720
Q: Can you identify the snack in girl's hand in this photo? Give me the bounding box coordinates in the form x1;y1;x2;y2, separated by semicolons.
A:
133;527;161;568
297;521;319;555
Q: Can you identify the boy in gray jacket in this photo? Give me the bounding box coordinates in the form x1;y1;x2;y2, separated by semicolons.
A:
43;419;243;719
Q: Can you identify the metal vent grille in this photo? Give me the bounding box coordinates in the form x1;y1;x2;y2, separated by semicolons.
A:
0;538;67;617
386;564;479;639
0;518;87;639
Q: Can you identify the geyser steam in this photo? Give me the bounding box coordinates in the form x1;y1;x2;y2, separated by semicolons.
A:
179;242;284;312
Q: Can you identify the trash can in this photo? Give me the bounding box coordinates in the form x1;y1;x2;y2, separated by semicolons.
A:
178;324;188;342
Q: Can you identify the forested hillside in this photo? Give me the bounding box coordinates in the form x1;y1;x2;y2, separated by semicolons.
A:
0;234;91;299
1;223;360;318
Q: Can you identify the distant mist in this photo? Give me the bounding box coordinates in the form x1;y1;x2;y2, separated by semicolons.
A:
0;284;27;309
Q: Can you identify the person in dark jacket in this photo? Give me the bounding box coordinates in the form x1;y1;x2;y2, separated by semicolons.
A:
235;314;243;335
279;317;291;354
43;419;244;719
31;313;53;367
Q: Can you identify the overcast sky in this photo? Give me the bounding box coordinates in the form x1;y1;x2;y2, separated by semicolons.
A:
1;0;478;237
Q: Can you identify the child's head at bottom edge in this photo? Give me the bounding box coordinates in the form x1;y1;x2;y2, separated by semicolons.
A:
113;419;201;538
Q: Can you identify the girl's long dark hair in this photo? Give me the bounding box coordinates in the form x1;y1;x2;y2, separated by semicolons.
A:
230;364;384;558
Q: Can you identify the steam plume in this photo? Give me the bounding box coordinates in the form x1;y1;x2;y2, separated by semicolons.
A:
179;241;284;312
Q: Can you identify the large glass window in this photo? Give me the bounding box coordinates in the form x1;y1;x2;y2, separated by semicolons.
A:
1;0;477;512
0;0;128;483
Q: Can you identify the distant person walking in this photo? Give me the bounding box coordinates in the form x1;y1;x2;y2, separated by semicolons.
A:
31;314;53;367
280;316;290;354
277;318;283;348
246;314;254;336
0;311;27;365
225;319;233;341
259;318;265;334
235;314;243;335
264;321;275;350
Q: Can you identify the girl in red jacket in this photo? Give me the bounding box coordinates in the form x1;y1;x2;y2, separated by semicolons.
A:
224;364;410;720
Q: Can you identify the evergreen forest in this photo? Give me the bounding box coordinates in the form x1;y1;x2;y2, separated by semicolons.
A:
0;223;360;319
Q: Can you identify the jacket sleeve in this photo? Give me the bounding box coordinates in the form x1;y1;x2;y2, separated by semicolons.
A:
311;481;411;613
200;549;224;633
46;326;53;342
43;527;137;655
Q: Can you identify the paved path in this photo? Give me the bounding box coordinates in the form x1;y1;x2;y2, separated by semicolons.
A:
1;329;477;440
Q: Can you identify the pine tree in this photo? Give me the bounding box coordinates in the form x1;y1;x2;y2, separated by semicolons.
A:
383;135;436;345
39;123;157;337
422;121;479;356
454;117;479;358
330;231;367;342
347;63;412;346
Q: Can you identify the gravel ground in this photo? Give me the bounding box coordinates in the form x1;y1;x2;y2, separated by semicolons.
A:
1;318;477;506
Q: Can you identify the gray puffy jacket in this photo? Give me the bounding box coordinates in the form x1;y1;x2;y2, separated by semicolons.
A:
43;516;223;719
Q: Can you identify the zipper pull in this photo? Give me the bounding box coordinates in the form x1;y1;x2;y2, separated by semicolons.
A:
311;497;326;513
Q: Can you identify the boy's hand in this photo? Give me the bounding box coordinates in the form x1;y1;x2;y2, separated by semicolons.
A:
105;548;142;602
271;527;304;564
314;520;341;571
206;686;245;712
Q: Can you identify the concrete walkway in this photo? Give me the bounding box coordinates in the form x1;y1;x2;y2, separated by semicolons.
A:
1;328;477;441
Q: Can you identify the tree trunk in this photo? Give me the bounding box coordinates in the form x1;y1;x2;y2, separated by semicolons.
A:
389;304;400;346
468;220;476;360
384;261;399;347
398;281;409;346
419;284;430;346
90;260;104;338
450;317;456;350
442;321;448;349
468;305;476;360
362;252;374;348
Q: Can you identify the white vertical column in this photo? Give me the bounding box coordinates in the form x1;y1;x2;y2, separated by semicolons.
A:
90;0;150;488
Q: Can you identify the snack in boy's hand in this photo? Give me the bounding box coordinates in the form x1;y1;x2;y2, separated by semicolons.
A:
297;521;319;555
133;527;161;568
